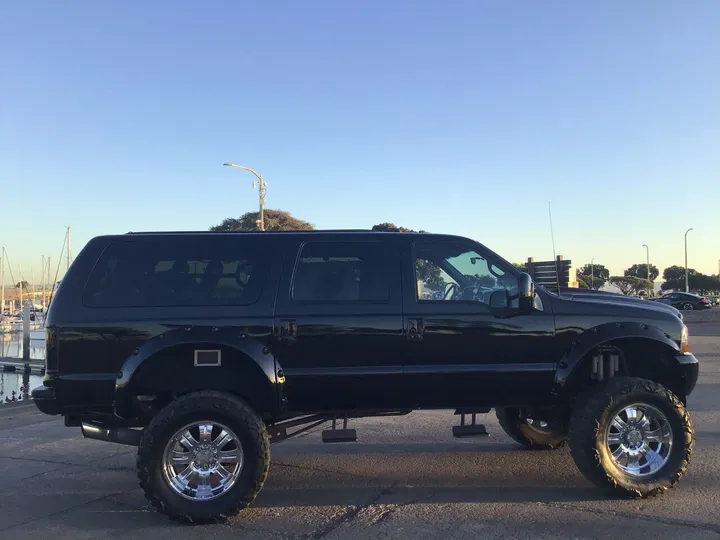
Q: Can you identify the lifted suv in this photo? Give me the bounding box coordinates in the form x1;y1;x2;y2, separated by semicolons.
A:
32;230;699;522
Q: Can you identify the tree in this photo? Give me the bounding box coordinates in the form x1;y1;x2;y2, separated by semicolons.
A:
624;263;659;282
371;222;413;232
577;263;609;290
512;262;527;272
15;281;30;289
210;209;314;232
576;276;589;289
465;274;496;288
609;276;652;296
662;265;696;282
663;273;720;294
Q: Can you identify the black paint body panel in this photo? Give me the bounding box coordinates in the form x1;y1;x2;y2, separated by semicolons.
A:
32;230;697;425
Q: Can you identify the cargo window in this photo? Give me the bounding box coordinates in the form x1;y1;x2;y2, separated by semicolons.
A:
292;241;392;303
82;237;270;307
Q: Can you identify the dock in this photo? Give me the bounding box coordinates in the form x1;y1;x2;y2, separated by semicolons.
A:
0;358;45;374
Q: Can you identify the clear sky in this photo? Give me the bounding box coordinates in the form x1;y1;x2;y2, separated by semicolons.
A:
1;0;719;286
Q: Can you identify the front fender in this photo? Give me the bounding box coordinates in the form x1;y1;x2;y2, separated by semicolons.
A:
115;326;282;418
554;321;680;390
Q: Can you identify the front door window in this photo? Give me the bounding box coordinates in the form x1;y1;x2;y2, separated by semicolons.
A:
414;242;519;308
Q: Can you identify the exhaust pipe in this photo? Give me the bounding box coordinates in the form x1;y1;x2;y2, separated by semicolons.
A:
81;422;143;446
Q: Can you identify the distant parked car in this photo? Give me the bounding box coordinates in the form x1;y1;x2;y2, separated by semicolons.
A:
653;292;713;311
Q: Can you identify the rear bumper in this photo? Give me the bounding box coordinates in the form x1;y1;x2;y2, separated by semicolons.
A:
31;385;60;416
675;352;699;397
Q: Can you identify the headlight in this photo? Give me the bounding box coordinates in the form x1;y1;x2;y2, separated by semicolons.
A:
681;324;689;353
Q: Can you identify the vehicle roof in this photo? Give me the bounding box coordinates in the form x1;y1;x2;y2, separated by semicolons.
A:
112;229;474;242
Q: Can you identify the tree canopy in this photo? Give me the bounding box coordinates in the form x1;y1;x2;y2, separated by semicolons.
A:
661;273;720;294
210;209;314;232
625;263;659;281
662;265;696;282
608;276;653;296
15;281;30;289
371;222;413;232
577;263;609;290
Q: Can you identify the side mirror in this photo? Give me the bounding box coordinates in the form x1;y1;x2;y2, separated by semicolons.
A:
518;272;534;313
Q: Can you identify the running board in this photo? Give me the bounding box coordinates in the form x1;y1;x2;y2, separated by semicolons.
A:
452;409;489;438
322;414;357;443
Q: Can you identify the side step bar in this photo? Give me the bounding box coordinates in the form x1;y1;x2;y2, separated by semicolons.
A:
81;422;143;446
322;414;357;443
452;408;489;438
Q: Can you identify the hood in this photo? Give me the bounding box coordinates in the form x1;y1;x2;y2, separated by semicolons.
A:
555;288;683;320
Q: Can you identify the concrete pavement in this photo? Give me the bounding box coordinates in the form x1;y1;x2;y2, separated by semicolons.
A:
0;331;718;539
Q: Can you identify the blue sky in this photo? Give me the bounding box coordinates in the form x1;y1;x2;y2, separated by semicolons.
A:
1;0;719;285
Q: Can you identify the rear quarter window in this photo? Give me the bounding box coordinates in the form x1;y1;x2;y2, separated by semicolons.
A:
82;236;272;307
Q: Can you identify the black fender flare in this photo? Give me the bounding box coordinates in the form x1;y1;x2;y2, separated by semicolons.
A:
553;321;679;390
114;326;283;417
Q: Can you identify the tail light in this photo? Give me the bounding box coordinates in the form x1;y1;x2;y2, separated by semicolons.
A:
45;327;59;371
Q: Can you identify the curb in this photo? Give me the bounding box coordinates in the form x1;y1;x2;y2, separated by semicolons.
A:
0;400;36;415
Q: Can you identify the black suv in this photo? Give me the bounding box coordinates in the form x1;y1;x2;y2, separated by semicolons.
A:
32;230;699;523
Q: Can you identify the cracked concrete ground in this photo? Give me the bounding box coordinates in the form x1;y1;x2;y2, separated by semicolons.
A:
0;330;718;539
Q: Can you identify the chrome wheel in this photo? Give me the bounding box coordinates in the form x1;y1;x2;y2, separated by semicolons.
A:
606;403;673;477
526;418;551;431
162;421;244;501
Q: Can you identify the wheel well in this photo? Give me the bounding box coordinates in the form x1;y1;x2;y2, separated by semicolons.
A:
124;343;277;423
571;338;684;402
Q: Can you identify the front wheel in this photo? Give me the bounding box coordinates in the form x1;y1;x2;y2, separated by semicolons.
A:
495;407;569;450
568;377;693;498
136;391;270;523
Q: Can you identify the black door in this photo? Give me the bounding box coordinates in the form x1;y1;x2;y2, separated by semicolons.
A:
274;236;405;412
401;239;557;409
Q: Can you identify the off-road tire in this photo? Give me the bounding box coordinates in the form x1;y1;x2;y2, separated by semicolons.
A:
568;376;693;498
136;391;270;523
495;407;568;450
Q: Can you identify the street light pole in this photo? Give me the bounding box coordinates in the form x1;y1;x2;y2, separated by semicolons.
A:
684;228;693;293
591;258;594;290
642;244;650;295
223;162;267;231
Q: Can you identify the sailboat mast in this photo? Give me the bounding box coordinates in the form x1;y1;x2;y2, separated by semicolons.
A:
41;255;45;309
1;247;5;315
66;226;71;272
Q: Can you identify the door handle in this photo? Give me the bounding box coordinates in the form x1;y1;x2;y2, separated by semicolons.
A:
279;319;297;344
407;318;424;342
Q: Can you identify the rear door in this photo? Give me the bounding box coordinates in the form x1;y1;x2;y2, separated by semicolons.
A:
274;236;405;412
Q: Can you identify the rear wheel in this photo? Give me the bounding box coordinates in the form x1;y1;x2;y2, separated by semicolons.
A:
568;377;693;498
137;391;270;523
495;407;569;450
682;302;694;310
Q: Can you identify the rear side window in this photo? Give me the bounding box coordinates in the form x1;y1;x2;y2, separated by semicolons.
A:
292;241;393;303
82;236;272;307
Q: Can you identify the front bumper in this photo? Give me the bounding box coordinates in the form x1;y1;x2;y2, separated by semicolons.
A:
31;385;60;416
675;352;699;397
